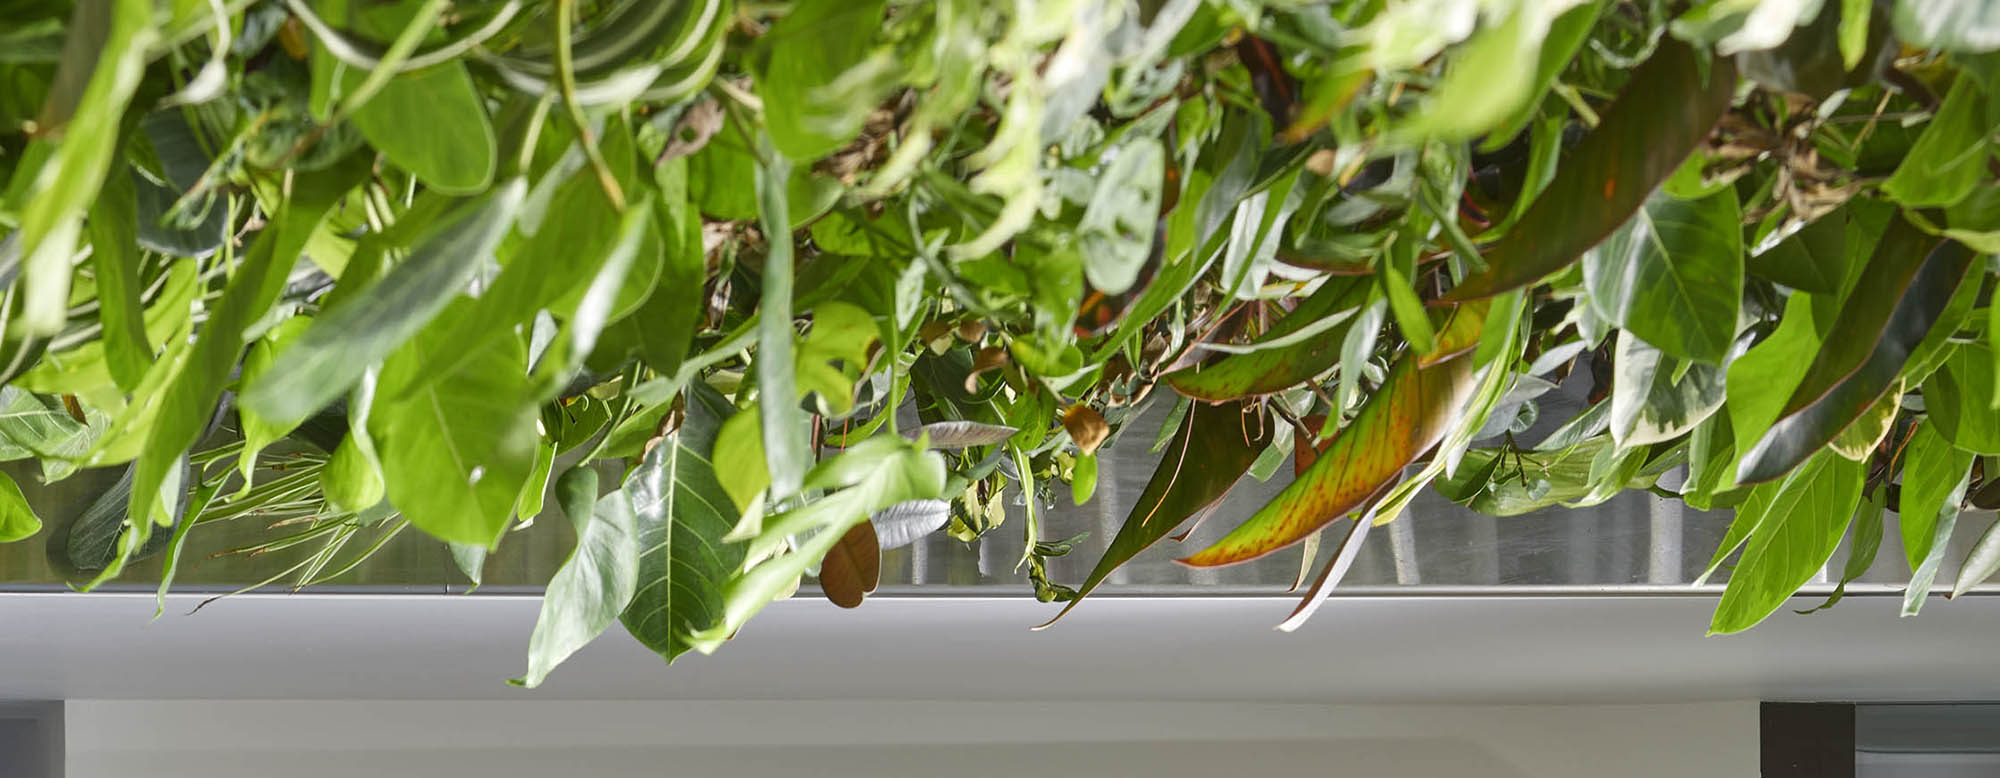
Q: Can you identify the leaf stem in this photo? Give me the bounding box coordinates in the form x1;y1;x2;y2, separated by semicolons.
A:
557;0;627;212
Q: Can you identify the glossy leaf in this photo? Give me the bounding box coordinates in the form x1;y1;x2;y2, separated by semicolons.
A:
1609;331;1726;449
1797;488;1884;614
620;385;744;664
1444;41;1737;301
1582;188;1743;364
1180;349;1480;566
1738;223;1976;484
1038;401;1271;627
1952;515;2000;597
906;421;1019;449
1710;452;1865;634
1751;211;1846;295
85;163;150;391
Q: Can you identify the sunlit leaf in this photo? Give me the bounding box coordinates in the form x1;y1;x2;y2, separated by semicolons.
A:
1710;452;1864;634
620;385;744;664
1582;188;1743;364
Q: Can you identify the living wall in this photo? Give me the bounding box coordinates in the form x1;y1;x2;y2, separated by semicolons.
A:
2;0;1998;684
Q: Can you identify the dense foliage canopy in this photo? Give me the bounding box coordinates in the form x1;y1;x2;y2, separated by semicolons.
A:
5;0;2000;683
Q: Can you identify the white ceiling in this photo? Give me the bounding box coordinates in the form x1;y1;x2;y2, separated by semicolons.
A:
0;590;1995;703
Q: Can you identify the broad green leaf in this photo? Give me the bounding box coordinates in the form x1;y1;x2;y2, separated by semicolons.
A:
16;259;198;400
1894;0;2000;52
516;465;638;688
12;0;157;336
240;178;527;429
1882;76;1991;209
1609;331;1726;448
124;154;373;534
1751;210;1846;295
1038;401;1271;627
1380;259;1434;356
1899;420;1973;616
1710;452;1864;634
0;470;41;543
1926;345;2000;453
1078;137;1165;295
515;440;557;522
1163;278;1368;401
348;62;496;195
753;134;809;499
1582;188;1743;364
1180;349;1481;566
1444;41;1737;301
1839;0;1872;69
1739;222;1976;483
86;161;151;391
1728;293;1820;468
755;0;891;160
370;302;539;547
620;385;744;663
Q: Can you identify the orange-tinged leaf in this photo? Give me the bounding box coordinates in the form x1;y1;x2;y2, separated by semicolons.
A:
1176;350;1481;567
1418;299;1491;367
1442;40;1736;302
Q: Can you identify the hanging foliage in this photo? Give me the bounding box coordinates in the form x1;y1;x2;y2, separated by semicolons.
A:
7;0;2000;684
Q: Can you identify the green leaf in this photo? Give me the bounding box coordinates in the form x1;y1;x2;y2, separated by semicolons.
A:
1380;259;1435;356
1710;452;1865;634
11;0;157;336
1162;278;1368;401
234;316;312;488
1078;137;1165;296
623;158;706;376
1829;377;1900;460
1037;401;1271;627
516;440;557;522
1893;0;2000;53
0;470;42;543
1582;188;1743;364
240;178;527;429
620;385;744;663
1181;348;1482;566
347;62;497;195
1728;292;1820;467
369;301;540;547
1882;76;1991;209
320;434;386;515
86;161;151;391
124;154;374;537
1609;331;1726;449
1899;420;1974;579
1396;0;1599;143
711;409;769;514
1738;222;1976;484
755;0;891;160
1751;211;1846;295
1839;0;1872;70
754;134;809;499
1070;452;1099;505
1797;488;1884;614
1925;345;2000;454
515;465;638;688
1444;40;1737;301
